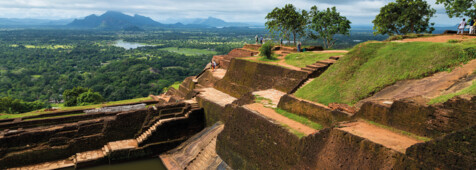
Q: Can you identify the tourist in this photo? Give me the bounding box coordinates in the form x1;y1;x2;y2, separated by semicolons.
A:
457;18;466;35
260;37;263;44
297;42;302;52
255;35;258;44
280;38;283;46
212;60;217;72
470;18;476;35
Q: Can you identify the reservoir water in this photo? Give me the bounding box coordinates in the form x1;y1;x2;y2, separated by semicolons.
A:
114;40;151;50
68;158;166;170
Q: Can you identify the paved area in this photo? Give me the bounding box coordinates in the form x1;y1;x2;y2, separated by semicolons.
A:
108;139;138;151
252;89;286;108
244;103;317;136
197;88;237;107
339;120;423;153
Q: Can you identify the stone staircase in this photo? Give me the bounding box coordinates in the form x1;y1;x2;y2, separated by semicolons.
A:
289;56;343;94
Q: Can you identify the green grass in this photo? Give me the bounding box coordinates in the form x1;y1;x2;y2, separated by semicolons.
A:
281;123;306;138
160;47;217;56
258;54;280;62
170;81;181;90
285;52;346;68
24;113;85;121
295;41;476;105
254;95;273;105
0;96;152;119
275;108;323;130
428;80;476;105
364;119;432;142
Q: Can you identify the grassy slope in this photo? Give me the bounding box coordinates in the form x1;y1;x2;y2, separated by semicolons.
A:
285;52;346;68
295;41;476;105
0;96;152;119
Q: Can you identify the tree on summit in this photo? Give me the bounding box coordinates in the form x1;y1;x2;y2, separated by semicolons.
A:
436;0;476;18
265;4;308;45
373;0;436;35
308;6;351;49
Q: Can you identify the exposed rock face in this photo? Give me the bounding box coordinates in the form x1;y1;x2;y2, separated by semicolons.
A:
215;58;308;98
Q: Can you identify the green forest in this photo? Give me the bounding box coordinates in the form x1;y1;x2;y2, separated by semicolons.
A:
0;27;387;114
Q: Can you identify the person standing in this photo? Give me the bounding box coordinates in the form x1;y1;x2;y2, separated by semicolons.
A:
255;35;258;44
470;18;475;35
260;36;263;44
297;42;302;52
457;18;466;35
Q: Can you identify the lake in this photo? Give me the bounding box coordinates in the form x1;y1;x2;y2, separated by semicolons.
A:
114;40;152;50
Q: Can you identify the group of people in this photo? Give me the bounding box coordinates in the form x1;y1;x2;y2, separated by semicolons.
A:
458;18;476;35
255;35;265;44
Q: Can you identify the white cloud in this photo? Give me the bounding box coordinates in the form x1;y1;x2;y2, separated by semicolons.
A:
0;0;462;26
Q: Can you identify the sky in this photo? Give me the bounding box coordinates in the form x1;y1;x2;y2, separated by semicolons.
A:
0;0;463;26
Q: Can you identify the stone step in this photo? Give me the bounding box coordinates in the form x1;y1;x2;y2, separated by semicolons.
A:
306;64;326;69
316;59;337;65
329;55;343;60
301;67;316;72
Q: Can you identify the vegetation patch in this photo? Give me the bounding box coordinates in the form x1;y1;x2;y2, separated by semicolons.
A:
24;112;85;121
285;52;345;68
364;119;432;142
160;47;217;56
275;108;323;130
428;80;476;105
295;41;476;105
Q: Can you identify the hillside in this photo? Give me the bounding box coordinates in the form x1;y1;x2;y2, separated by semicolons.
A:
68;11;162;30
295;39;476;105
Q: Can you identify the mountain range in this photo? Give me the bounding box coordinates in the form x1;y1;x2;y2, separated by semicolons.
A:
0;11;262;30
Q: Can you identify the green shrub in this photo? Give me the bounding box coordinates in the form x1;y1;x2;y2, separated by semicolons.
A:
259;41;274;59
0;97;47;114
77;90;104;106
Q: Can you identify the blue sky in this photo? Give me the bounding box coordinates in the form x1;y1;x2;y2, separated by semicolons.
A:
0;0;463;26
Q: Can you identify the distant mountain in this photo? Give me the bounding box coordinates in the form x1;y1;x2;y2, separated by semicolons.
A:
161;17;262;28
68;11;162;30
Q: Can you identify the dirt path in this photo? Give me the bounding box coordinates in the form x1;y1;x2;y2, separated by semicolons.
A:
252;89;286;108
356;59;476;107
339;120;423;153
197;88;237;107
211;68;226;79
312;50;349;53
244;103;317;135
395;35;476;43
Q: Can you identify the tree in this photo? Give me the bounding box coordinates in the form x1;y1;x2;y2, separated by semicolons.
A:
77;90;104;106
308;6;351;49
259;41;274;59
63;86;90;106
436;0;476;18
373;0;436;35
265;4;308;45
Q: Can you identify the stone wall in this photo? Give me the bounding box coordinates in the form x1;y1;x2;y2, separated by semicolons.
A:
215;104;410;169
356;96;476;138
215;58;308;98
0;102;204;169
277;94;351;127
406;124;476;169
